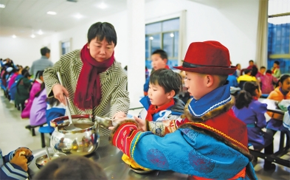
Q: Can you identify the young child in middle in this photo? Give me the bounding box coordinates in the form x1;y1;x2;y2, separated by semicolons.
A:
232;81;275;170
122;68;184;172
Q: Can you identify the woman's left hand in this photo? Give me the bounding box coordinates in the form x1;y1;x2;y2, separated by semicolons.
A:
108;112;127;130
113;111;127;120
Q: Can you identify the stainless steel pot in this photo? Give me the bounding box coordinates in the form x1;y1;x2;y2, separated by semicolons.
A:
50;114;103;156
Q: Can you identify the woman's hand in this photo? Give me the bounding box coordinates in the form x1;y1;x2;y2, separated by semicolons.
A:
108;112;127;130
134;116;146;131
52;84;69;105
113;111;127;120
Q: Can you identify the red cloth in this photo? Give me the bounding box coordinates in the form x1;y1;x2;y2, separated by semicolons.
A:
145;99;175;121
74;44;114;110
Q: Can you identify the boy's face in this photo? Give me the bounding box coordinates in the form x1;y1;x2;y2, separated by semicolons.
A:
151;54;167;70
185;71;207;100
148;83;173;107
273;63;278;68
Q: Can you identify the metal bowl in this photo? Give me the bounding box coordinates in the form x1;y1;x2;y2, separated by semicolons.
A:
35;152;66;169
50;115;100;156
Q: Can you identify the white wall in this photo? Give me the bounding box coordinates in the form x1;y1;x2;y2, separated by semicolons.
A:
42;11;129;68
145;0;260;69
0;37;43;67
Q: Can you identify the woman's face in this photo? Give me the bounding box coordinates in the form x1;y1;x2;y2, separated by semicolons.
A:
281;77;290;92
88;38;115;62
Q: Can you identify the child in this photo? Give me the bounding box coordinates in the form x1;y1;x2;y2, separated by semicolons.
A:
144;49;169;96
266;74;290;134
256;66;266;81
232;81;275;170
111;41;257;179
14;69;32;110
234;63;241;77
29;83;47;126
271;61;281;78
259;70;278;94
123;68;184;171
32;155;107;180
0;147;33;180
21;70;44;119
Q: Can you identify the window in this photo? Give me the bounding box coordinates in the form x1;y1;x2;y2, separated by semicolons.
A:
268;0;290;74
145;18;180;69
60;38;72;55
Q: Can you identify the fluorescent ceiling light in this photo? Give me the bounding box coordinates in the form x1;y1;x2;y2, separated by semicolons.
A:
12;35;16;38
149;36;154;40
170;33;174;37
47;11;57;15
31;34;36;38
0;4;5;8
74;13;83;19
37;30;43;35
98;2;107;9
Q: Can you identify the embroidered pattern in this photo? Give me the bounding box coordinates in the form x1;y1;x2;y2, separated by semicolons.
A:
146;149;169;169
188;150;215;173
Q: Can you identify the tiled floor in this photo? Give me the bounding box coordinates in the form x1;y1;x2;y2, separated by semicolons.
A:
0;92;289;179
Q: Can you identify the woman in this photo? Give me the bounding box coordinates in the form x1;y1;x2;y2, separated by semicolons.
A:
43;22;129;124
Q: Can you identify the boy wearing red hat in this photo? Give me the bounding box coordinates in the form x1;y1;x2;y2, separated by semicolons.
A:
111;41;257;179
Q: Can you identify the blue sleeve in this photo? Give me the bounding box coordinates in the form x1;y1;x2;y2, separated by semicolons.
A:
131;129;249;179
253;101;267;128
143;76;150;93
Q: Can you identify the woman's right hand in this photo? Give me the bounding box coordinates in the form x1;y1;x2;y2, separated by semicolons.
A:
52;84;69;105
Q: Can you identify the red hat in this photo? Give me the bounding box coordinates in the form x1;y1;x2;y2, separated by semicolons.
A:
174;41;236;75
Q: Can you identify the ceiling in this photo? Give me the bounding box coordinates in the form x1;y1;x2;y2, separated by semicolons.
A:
0;0;127;38
0;0;217;39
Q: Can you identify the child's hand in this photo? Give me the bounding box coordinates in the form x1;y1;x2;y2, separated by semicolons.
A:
134;116;146;131
10;155;28;171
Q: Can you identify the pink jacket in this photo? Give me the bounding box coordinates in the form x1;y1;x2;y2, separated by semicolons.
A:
7;72;19;89
260;73;278;94
21;80;42;118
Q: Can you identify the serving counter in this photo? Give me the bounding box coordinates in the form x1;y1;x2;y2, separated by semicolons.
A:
28;136;189;180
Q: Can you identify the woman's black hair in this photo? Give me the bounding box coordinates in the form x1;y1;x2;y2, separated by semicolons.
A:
34;82;45;98
87;22;117;46
276;74;290;88
235;81;259;109
150;68;182;95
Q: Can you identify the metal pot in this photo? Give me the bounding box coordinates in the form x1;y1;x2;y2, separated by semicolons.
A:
50;114;102;156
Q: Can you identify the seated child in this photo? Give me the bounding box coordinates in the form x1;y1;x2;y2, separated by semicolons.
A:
232;81;275;170
15;69;32;110
0;147;34;180
32;155;107;180
29;83;47;126
123;68;184;171
21;70;44;119
266;74;290;135
259;70;278;94
111;41;257;179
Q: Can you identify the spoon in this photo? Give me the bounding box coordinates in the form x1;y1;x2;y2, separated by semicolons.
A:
56;72;80;131
45;146;51;160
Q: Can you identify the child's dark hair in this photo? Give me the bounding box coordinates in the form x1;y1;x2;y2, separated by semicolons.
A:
34;83;45;98
152;49;168;60
35;70;44;80
274;61;280;65
266;69;272;74
276;74;290;88
235;81;259;109
260;66;266;70
32;155;107;180
150;69;182;95
21;69;31;78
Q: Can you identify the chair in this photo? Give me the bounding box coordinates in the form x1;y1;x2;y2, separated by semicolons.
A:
38;124;54;148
